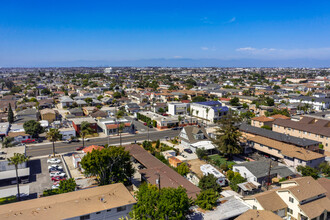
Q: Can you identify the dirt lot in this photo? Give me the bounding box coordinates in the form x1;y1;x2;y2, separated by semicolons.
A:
187;159;208;178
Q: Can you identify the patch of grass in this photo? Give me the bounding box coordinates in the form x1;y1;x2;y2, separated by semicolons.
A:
208;155;236;166
0;196;17;205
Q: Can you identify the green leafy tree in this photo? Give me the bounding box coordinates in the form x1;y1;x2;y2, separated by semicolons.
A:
261;125;272;130
176;162;190;176
196;147;208;160
59;178;77;193
7;153;29;201
192;96;207;102
113;91;122;99
23;120;44;138
80;146;134;185
46;128;62;157
195;189;219;210
131;184;191;220
198;174;222;192
229;97;240;106
212;113;242;160
2;137;14;148
155;139;160;149
80;121;93;148
8;103;14;123
229;172;246;192
319;162;330;177
297;165;319;179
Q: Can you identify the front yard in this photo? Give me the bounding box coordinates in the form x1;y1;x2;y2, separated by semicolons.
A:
208;154;236;167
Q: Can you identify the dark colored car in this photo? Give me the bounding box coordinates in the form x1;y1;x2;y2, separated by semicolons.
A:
49;167;63;172
71;139;80;142
172;127;180;130
76;146;84;151
184;149;193;154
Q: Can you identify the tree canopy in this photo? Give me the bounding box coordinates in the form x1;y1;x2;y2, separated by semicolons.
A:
80;146;134;186
297;165;319;179
131;184;191;220
195;189;219;210
176;162;190;176
23;120;44;138
212;113;242;159
198;174;222;192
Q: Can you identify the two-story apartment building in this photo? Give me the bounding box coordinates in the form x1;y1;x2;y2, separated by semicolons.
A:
244;176;330;220
0;183;136;220
273;116;330;154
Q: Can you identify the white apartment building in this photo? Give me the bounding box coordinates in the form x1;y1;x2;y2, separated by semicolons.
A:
167;102;189;115
190;101;229;123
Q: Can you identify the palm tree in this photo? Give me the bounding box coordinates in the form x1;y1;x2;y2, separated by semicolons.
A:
212;112;242;160
80;121;93;148
7;153;29;201
46;128;62;157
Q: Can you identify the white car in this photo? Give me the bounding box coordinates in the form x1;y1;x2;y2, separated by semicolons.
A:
48;165;63;170
47;158;61;164
50;172;66;177
52;184;59;189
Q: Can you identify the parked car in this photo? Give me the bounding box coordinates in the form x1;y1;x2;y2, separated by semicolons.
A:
47;158;61;164
143;122;147;126
51;176;66;182
85;138;90;142
50;172;66;177
0;151;5;155
48;165;63;170
71;139;80;142
63;140;71;144
172;127;180;130
49;167;63;172
76;146;85;151
184;149;193;154
22;139;35;143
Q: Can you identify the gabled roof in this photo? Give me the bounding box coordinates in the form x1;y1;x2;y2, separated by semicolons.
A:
234;161;294;179
180;125;209;144
245;189;287;211
239;123;319;147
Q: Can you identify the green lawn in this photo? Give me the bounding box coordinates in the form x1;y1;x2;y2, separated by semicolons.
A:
208;154;236;166
0;196;17;205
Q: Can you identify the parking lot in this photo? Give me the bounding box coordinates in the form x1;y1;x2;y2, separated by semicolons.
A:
28;157;65;197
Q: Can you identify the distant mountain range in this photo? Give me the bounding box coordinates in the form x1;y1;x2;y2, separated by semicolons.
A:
3;58;330;68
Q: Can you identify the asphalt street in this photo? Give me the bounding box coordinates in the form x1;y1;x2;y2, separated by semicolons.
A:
26;130;180;157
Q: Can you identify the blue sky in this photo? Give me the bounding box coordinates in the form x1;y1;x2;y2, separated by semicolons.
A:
1;0;330;67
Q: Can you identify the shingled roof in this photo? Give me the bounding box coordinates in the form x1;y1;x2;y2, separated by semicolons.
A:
240;123;319;147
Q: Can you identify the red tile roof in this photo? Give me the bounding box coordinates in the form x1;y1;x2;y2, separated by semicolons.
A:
83;145;104;153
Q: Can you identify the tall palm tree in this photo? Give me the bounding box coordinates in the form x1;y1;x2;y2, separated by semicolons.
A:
80;121;93;148
7;153;29;201
46;128;62;157
178;115;183;127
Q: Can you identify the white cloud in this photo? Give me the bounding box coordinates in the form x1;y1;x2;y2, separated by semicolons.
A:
236;47;256;51
201;47;209;51
235;47;330;59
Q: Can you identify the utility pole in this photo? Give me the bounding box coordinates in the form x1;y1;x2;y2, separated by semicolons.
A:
267;160;272;190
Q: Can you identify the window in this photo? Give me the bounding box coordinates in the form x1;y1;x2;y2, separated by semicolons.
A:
96;212;101;214
289;197;294;203
107;209;112;212
117;206;127;212
287;208;293;214
80;215;90;220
